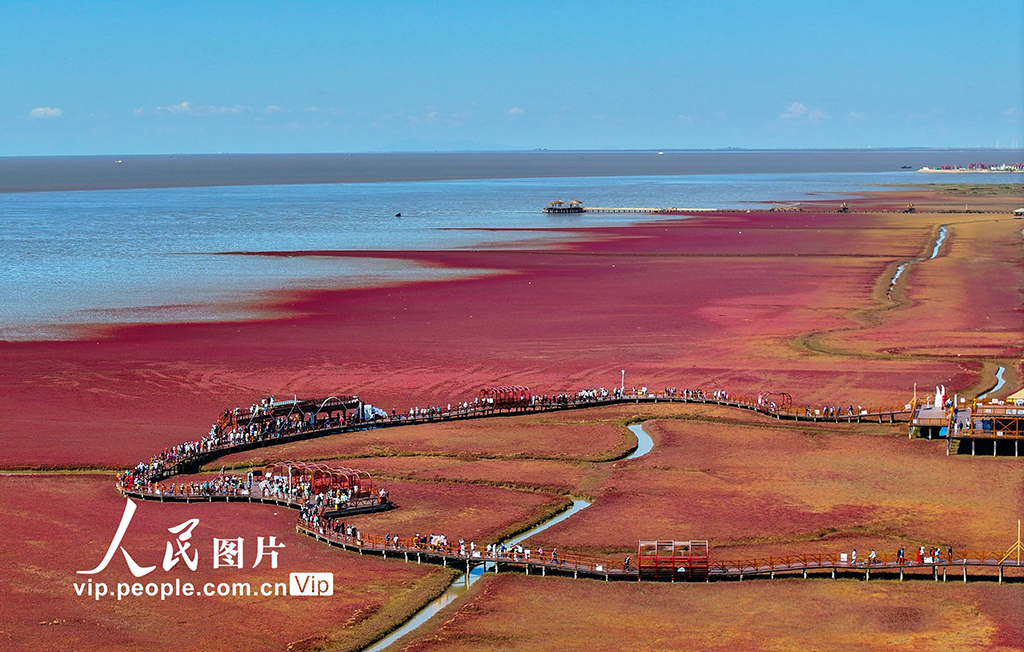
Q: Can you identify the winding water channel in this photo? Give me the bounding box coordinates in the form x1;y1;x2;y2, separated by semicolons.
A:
888;225;948;295
929;226;948;260
979;366;1006;399
364;422;655;651
627;423;655;460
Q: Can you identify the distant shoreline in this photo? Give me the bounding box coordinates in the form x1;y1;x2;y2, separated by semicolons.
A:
916;168;1023;173
1;148;1020;194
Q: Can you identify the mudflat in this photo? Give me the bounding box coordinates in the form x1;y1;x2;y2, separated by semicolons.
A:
2;187;1018;469
3;185;1021;650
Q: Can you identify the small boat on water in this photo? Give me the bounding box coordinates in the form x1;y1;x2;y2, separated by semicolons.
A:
901;165;912;169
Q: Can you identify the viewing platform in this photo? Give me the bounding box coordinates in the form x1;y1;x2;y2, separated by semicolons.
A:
910;386;1024;456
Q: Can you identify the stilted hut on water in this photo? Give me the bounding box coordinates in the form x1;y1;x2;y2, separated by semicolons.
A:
543;200;585;213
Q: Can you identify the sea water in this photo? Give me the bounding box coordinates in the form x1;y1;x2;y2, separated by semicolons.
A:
1;154;1018;340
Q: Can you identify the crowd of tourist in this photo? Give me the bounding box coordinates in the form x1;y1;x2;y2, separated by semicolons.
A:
806;405;862;418
295;518;585;569
116;385;915;585
120;384;894;497
845;545;955;566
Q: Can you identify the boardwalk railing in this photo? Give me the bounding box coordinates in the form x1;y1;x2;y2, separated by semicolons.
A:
113;384;944;584
296;521;1022;583
120;487;391;515
119;390;913;490
296;522;628;580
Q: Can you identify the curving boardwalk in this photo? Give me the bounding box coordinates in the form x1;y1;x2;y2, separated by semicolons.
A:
114;386;1022;584
127;391;910;480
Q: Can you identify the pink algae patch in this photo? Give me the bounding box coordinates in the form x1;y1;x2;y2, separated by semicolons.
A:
0;474;441;652
0;206;985;469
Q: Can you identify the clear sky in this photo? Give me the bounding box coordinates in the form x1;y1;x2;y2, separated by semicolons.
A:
3;1;1022;155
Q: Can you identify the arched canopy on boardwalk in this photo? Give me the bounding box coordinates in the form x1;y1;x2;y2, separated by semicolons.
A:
757;391;792;410
263;461;374;495
480;385;531;407
218;395;361;434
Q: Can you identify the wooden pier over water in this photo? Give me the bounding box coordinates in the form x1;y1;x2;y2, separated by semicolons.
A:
543;200;718;215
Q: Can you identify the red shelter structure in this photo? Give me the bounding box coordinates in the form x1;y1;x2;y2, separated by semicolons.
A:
217;395;362;436
480;385;531;409
757;391;792;412
637;540;710;581
262;460;374;496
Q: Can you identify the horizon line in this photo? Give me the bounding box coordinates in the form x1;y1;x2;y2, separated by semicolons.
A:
2;146;1023;161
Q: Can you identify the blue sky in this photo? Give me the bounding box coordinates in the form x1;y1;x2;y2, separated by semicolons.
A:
2;1;1022;155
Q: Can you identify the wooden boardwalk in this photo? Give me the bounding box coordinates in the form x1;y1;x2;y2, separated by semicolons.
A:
582;207;719;214
296;524;1023;583
111;384;1024;585
120;489;392;517
131;391;910;481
